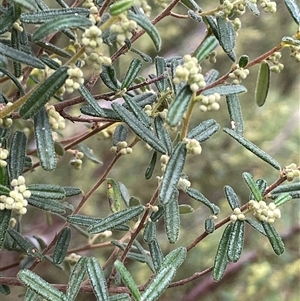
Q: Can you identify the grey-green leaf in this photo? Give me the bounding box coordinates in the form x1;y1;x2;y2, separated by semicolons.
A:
227;220;245;262
160;246;187;270
187;119;220;142
53;227;71;264
284;0;300;25
18;269;66;301
155;56;167;92
213;223;232;281
34;108;56;171
114;260;141;301
145;151;157;180
226;94;244;136
224;185;240;210
204;217;215;233
66;257;87;301
0;42;44;69
32;16;92;41
274;193;292;207
87;257;109;301
109;294;131;301
223;128;281;170
0;209;11;249
0;67;25;95
27;196;66;214
159;142;186;204
27;184;65;199
148;239;164;272
261;221;285;255
246;0;260;16
20;66;69;119
128;11;161;51
112;103;166;154
154;116;172;155
88;205;144;234
164;189;180;243
186;187;220;215
255;61;270;107
121;58;143;89
242;172;262;201
202;84;246;96
245;218;266;236
10;0;38;11
8;131;27;179
166;85;193;127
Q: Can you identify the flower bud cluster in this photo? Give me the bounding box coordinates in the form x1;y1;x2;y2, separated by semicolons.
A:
81;25;112;73
13;20;23;32
184;138;202;155
110;13;137;46
0;176;31;215
173;55;206;92
70;151;84;170
228;66;250;84
0;148;9;167
260;0;277;13
207;51;217;64
177;177;191;192
267;52;284;73
230;207;246;222
65;253;81;265
198;93;221;112
133;0;151;17
65;66;85;94
160;154;169;172
283;163;300;181
83;0;101;24
110;141;132;155
232;18;242;32
0;102;13;128
289;46;300;62
248;200;281;223
46;104;65;130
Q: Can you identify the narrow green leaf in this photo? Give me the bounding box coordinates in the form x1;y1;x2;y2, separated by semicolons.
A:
18;269;66;301
20;8;90;23
270;190;300;200
20;66;69;119
274;193;292;207
0;209;11;249
204;16;220;41
242;172;262;201
250;178;267;200
100;65;120;91
155;56;167;92
226;94;244;136
166;85;193;127
245;217;266;236
67;215;102;227
24;289;38;301
113;125;128;146
66;257;87;301
63;186;82;197
109;294;131;301
78;143;102;164
131;48;152;63
128;11;161;51
180;0;201;11
107;178;126;213
148;239;164;272
0;6;16;35
159;143;186;204
271;182;300;194
216;15;235;54
8;131;27;179
160;246;187;270
0;284;10;295
0;42;44;69
53;227;71;264
164;189;180;243
154;116;172;155
187;118;220;142
224;185;240;210
238;55;249;68
0;184;10;195
188;10;202;23
27;196;66;214
121;58;143;89
143;221;156;243
114;260;141;301
110;0;133;15
86;257;109;301
11;28;22;78
10;0;38;11
78;85;106;116
204;69;219;85
246;1;260;16
7;228;44;260
112;103;166;154
213;223;232;281
32;16;92;42
123;94;151;128
179;204;194;214
27;184;66;199
0;67;25;95
141;266;176;301
193;36;219;63
223;128;281;170
204;217;215;233
227;220;245;262
284;0;300;25
202;84;247;96
88;205;144;234
145;151;157;180
80;105;121;120
255;61;270;107
261;221;285;255
186;187;220;215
